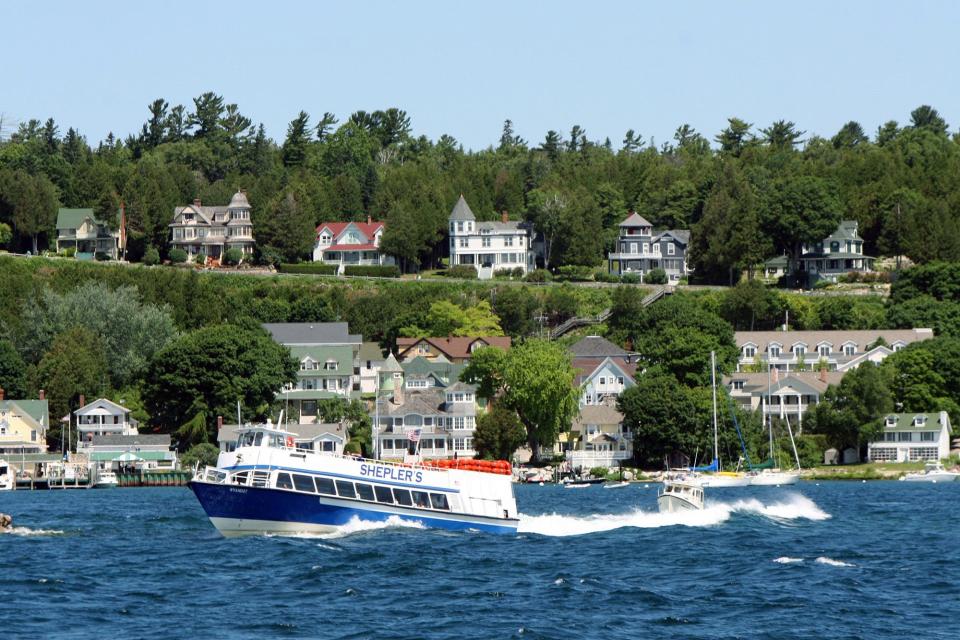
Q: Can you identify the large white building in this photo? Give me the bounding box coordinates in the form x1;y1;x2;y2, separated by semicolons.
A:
447;195;535;280
867;412;952;463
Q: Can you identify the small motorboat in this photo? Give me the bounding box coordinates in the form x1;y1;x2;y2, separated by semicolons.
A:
603;481;630;489
900;462;960;483
0;459;12;491
94;470;119;489
658;481;705;512
564;482;591;489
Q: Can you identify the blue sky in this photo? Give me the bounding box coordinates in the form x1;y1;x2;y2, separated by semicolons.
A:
5;1;959;150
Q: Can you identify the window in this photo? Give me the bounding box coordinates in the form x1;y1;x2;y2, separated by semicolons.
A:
616;376;624;385
893;343;904;352
884;432;896;442
909;447;939;461
275;472;294;490
733;380;745;390
818;344;831;357
913;416;927;426
744;346;756;358
293;474;315;492
412;491;431;508
324;360;338;371
456;221;464;232
335;480;357;498
482;237;491;247
870;447;896;461
844;344;856;356
393;488;413;506
374;486;394;503
430;493;450;510
598;377;606;385
920;431;936;442
356;483;376;501
653;244;661;254
830;241;840;253
505;236;513;247
897;432;913;442
769;345;781;358
667;243;675;256
793;345;806;356
642;242;649;254
315;477;336;495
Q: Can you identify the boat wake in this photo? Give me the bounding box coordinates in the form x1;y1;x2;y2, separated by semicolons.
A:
518;493;829;537
276;515;427;540
1;526;64;537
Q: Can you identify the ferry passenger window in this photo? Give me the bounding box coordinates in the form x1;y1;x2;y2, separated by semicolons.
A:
254;432;263;447
393;488;413;506
276;472;294;489
429;493;450;510
356;483;375;501
315;477;336;495
374;486;393;503
335;480;356;498
293;474;315;493
232;471;249;485
412;491;431;508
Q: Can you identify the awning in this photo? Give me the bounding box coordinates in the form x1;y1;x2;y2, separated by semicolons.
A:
89;451;174;462
113;452;143;462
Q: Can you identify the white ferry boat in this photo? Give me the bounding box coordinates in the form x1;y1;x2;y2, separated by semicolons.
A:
189;421;519;536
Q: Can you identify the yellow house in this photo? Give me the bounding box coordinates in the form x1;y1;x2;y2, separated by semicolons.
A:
0;397;50;456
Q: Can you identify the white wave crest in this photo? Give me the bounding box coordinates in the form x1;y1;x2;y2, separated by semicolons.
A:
518;493;829;537
773;556;804;564
315;515;425;540
815;556;855;567
2;526;64;537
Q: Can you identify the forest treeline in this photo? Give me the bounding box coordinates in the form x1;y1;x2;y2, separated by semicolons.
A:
2;94;960;280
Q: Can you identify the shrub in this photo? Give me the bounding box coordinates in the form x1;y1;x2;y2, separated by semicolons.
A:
621;273;642;284
344;264;401;278
168;248;187;264
589;466;610;479
445;265;478;279
555;265;594;282
645;268;668;284
223;248;243;266
594;269;619;283
60;247;77;258
180;443;220;469
254;245;283;267
494;267;524;280
143;246;160;265
94;252;111;261
524;269;552;283
194;254;206;266
278;263;337;275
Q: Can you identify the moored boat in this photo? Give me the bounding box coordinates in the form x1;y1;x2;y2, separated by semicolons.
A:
748;469;800;486
900;462;959;483
0;459;12;491
657;481;705;512
700;471;751;487
189;421;519;536
93;470;118;488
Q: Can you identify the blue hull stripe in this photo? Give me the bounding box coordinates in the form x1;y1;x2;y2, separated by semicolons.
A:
222;463;460;493
190;482;518;535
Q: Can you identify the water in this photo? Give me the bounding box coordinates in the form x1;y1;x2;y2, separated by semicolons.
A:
2;482;958;639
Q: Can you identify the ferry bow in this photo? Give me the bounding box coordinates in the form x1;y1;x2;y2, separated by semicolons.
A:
189;421;519;536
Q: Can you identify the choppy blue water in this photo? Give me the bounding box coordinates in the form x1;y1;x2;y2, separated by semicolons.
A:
1;482;958;639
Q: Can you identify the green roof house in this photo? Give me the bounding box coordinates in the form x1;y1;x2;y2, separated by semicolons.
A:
796;220;874;286
56;208;122;260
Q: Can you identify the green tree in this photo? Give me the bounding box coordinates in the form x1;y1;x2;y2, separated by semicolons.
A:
0;221;11;247
715;118;753;156
474;405;526;460
282;111;311;167
4;170;59;253
142;324;297;436
180;442;220;468
618;370;697;467
0;340;28;398
807;363;893;451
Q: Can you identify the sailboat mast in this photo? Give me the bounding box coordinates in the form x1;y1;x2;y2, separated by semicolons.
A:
767;364;774;460
711;350;718;470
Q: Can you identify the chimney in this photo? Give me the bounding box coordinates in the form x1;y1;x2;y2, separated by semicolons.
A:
0;387;4;401
217;415;224;430
39;389;45;400
367;215;372;225
193;198;202;207
79;394;85;407
501;210;509;224
819;366;827;383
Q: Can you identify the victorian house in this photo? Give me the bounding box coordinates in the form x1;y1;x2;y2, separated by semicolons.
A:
447;195;536;280
55;207;122;259
169;190;255;261
607;212;691;282
312;217;395;271
795;220;874;285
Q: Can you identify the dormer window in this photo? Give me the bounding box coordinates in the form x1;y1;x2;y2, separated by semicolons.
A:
913;415;926;426
743;345;756;358
792;344;807;357
892;342;905;352
469;341;486;353
769;345;781;358
885;416;896;427
843;343;856;356
818;344;831;357
324;360;338;371
733;380;745;390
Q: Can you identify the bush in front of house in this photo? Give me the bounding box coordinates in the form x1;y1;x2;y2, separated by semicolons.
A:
143;246;160;265
223;248;243;266
645;268;668;284
94;252;111;261
194;254;205;266
524;268;552;283
344;265;401;278
445;265;478;279
554;265;594;282
168;248;187;264
621;273;642;284
278;263;338;275
593;269;619;283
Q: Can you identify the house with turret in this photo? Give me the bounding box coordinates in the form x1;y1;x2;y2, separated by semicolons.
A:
169;190;255;261
795;220;874;285
447;195;535;280
607;212;691;282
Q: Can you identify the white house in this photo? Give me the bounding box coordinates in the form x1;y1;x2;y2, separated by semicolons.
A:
313;218;396;270
448;195;535;280
72;397;139;449
867;412;952;463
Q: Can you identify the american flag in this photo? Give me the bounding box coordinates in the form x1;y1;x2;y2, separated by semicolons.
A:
407;428;421;443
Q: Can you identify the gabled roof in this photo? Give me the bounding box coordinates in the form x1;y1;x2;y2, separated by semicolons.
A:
396;336;511;360
444;381;474;394
569;336;630;358
881;412;950;431
74;398;130;417
399;356;462;383
620;212;653;227
359;342;384;362
0;399;49;428
573;403;623;427
449;195;476;221
576;357;637;386
56;208;117;230
381;352;404;374
262;322;361;346
316;221;385;242
735;329;934;352
656;229;690;245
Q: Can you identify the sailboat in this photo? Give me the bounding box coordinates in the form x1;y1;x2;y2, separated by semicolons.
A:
749;366;801;486
697;352;751;488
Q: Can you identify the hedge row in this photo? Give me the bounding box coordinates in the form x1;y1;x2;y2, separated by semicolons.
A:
343;265;401;278
278;263;337;275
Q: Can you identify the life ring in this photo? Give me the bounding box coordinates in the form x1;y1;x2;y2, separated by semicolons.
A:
285;436;294;448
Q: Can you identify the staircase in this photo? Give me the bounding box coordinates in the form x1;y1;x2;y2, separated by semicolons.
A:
549;286;671;339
